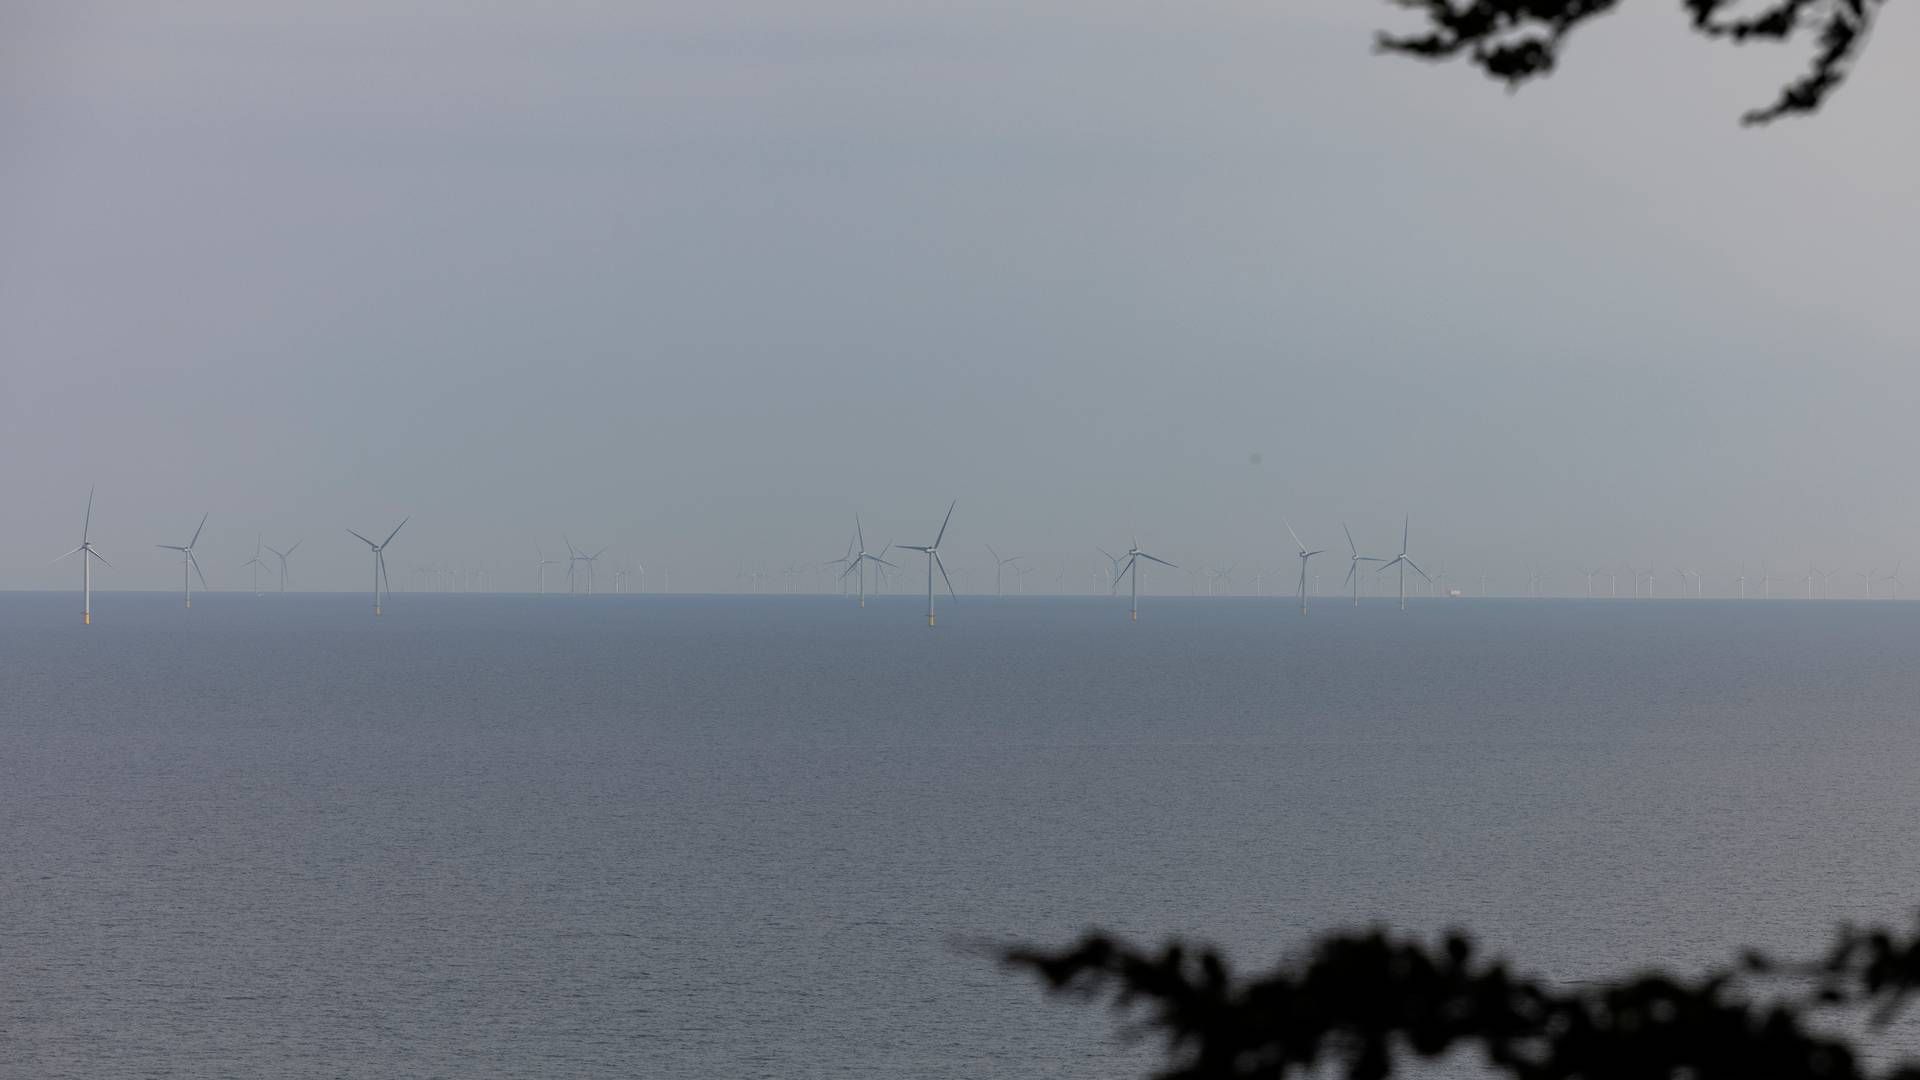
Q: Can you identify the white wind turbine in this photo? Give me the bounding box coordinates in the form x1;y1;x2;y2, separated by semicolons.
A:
838;516;895;608
1342;524;1382;606
1286;522;1323;615
987;544;1022;597
264;540;300;594
1016;561;1039;595
898;501;957;627
157;513;210;609
536;543;561;596
1112;536;1176;622
564;535;608;595
347;518;407;616
1882;561;1904;600
243;534;269;595
54;486;111;624
1375;517;1429;611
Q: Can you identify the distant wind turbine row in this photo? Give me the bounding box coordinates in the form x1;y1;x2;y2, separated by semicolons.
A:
43;488;1920;624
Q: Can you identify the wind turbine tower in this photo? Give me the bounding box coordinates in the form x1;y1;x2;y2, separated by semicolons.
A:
1113;537;1176;622
265;540;300;594
157;513;210;609
1286;522;1323;615
1376;517;1430;612
838;517;895;608
54;487;111;624
243;534;269;595
348;518;407;616
899;501;957;627
1342;524;1382;606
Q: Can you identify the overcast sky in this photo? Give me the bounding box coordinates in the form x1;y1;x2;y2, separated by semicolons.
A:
4;1;1917;595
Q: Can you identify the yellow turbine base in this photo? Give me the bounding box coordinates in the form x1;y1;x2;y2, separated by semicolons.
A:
185;599;191;609
1131;610;1137;622
928;614;936;627
374;606;382;617
83;611;90;625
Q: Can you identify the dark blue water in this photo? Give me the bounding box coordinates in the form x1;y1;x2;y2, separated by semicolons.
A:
6;592;1920;1077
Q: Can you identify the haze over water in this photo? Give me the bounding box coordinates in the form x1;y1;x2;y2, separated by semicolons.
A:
7;594;1920;1077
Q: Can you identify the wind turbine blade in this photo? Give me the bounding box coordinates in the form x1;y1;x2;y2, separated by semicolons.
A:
1343;563;1356;587
1406;558;1430;583
89;549;112;567
190;512;208;549
1139;553;1177;569
876;556;898;568
83;486;95;543
592;546;609;559
934;500;956;548
1286;521;1305;554
1377;556;1403;572
1097;547;1116;566
1343;523;1357;557
1402;516;1409;554
347;529;375;548
934;551;957;600
158;545;184;551
382;517;408;547
54;546;84;563
286;540;302;557
189;551;209;590
986;544;1000;564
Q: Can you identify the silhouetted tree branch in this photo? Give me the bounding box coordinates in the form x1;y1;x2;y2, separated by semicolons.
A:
1003;918;1920;1078
1376;0;1885;124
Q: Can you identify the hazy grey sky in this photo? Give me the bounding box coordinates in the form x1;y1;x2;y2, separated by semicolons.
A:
5;1;1918;594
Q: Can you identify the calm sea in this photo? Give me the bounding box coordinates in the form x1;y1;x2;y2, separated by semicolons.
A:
6;592;1920;1077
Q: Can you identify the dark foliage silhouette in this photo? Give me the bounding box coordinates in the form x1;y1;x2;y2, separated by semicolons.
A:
1004;919;1920;1078
1376;0;1885;124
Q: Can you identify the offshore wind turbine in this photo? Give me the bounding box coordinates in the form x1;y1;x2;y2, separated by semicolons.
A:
1286;522;1323;615
838;516;895;608
564;536;608;595
243;534;269;595
54;487;111;624
986;544;1021;597
157;513;210;609
264;540;300;594
1113;537;1176;622
898;501;956;627
1342;524;1382;606
347;518;407;616
536;544;561;596
1375;517;1430;611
